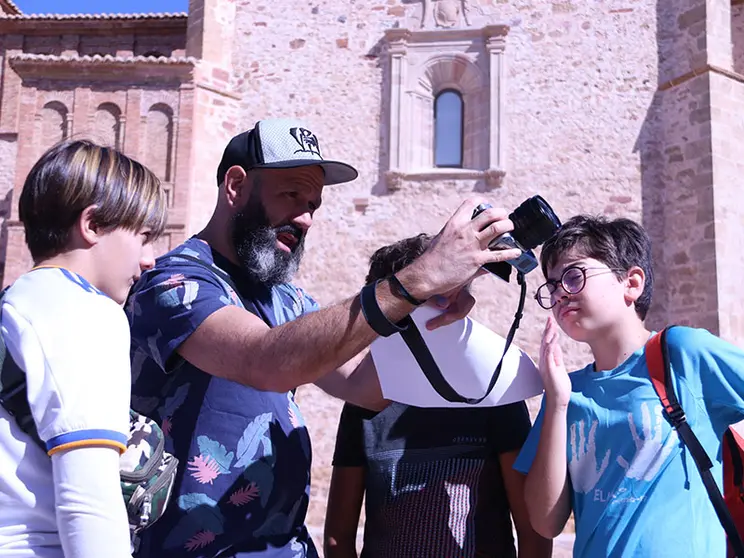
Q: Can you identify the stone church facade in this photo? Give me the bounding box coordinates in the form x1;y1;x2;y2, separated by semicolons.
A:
1;0;743;544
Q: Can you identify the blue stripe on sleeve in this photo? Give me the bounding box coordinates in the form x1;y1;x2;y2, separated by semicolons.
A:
45;429;128;454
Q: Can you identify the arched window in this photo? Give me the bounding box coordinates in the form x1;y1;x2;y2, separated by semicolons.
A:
434;89;463;168
94;103;122;150
145;103;175;184
40;101;68;148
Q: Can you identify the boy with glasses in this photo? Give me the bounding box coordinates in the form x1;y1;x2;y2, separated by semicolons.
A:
514;215;744;557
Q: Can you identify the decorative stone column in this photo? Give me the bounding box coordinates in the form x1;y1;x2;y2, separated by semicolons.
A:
116;114;126;150
384;29;411;174
484;25;508;185
64;111;73;139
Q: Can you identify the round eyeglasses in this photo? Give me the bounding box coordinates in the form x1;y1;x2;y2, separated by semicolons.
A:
534;266;625;309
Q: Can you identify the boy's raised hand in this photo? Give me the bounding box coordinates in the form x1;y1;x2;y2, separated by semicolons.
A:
539;316;572;409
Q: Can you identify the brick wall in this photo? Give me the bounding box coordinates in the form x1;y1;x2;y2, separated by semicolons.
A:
0;14;192;282
1;76;195;283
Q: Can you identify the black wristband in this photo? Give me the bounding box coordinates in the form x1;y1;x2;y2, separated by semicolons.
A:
360;280;407;337
388;274;426;306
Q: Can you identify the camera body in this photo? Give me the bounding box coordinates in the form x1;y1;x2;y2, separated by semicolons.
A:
472;196;561;280
485;229;540;275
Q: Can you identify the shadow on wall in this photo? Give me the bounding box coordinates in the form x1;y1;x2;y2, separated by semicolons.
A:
634;88;667;333
735;4;744;74
371;35;390;198
634;0;680;333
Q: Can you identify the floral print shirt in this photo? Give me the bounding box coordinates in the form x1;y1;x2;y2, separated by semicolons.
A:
127;237;319;558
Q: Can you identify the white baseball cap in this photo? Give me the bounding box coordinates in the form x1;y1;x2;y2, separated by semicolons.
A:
217;118;358;186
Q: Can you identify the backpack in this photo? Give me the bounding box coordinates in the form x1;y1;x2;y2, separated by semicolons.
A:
0;287;179;548
645;327;744;558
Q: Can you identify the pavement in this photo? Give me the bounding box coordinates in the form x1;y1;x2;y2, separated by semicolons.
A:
307;527;575;557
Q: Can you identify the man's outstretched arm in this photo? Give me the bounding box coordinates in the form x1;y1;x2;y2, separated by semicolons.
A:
178;198;522;392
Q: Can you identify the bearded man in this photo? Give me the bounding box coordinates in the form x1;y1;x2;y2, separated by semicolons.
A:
126;118;522;558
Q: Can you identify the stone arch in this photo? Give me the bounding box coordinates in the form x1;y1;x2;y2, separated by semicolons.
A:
94;102;122;149
417;54;484;96
144;103;175;183
40;101;68;149
412;54;487;170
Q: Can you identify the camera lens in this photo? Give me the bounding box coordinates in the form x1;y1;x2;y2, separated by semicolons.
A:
509;196;561;250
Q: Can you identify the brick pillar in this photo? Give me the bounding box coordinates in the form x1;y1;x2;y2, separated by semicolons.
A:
3;80;39;285
186;0;235;67
708;73;744;343
0;35;24;286
0;35;24;133
184;0;239;234
649;0;744;345
657;0;733;84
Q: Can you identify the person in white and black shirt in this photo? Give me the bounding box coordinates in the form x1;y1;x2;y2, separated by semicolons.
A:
0;140;167;558
324;234;552;558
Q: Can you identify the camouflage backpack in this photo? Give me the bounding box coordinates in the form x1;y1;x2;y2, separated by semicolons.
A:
0;289;178;546
120;410;179;542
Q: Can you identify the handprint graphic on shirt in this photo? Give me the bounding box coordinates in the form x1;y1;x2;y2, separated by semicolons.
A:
569;419;611;493
616;402;679;481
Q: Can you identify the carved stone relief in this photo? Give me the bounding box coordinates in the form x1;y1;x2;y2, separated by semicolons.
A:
421;0;472;29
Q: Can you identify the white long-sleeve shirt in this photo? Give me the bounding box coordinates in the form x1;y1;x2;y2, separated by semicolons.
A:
0;267;132;557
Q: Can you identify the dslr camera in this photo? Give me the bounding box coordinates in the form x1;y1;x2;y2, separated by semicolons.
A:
472;195;561;281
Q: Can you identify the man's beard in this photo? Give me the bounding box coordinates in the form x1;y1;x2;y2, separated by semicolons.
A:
232;195;305;287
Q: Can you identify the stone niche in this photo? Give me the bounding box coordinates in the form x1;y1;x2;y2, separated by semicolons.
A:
382;21;510;191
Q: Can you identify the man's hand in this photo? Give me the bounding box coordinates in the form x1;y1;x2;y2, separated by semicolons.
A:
424;284;475;330
398;198;522;301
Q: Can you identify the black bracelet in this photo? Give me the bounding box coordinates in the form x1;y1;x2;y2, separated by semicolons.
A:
389;274;426;306
359;280;407;337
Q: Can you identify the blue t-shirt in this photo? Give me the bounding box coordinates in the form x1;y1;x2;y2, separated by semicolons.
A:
514;327;744;558
127;237;320;558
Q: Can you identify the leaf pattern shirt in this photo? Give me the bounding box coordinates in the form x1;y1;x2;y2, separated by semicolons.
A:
127;237;319;558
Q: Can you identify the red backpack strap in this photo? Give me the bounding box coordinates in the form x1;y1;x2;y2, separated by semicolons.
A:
644;328;686;428
645;330;672;412
726;428;744;494
645;327;744;557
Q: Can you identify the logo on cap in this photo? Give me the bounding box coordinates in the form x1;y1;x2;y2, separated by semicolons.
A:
290;127;322;158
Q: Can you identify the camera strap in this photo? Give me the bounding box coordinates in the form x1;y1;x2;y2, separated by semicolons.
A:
398;272;527;405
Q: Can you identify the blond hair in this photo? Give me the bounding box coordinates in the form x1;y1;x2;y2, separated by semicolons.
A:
19;139;167;260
